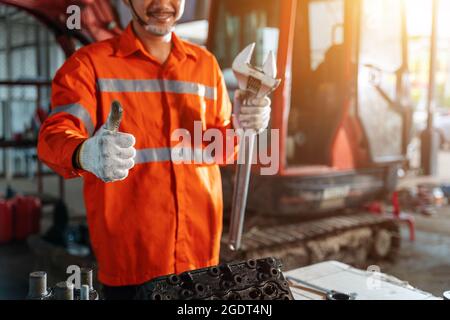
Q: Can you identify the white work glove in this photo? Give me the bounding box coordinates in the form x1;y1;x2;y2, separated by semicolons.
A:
78;101;136;183
232;90;271;134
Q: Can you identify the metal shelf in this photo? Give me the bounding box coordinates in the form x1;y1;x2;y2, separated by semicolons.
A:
0;80;51;86
0;139;37;148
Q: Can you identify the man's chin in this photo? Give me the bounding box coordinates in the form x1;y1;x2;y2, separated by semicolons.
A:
144;24;175;37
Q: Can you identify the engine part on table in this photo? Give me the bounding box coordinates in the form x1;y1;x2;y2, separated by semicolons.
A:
80;285;90;300
286;276;355;300
54;281;74;300
220;213;401;270
26;268;99;300
0;199;13;244
74;268;99;300
135;257;293;300
27;271;52;300
81;268;93;289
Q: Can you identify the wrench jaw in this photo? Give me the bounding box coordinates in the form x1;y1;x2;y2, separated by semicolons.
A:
262;51;277;79
232;43;281;99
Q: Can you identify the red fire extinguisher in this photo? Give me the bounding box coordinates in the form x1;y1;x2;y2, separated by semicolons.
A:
13;196;42;241
0;200;13;244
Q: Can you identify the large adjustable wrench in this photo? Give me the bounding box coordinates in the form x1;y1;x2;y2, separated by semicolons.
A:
228;43;281;251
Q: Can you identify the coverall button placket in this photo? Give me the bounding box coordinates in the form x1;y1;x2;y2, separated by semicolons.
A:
161;58;189;271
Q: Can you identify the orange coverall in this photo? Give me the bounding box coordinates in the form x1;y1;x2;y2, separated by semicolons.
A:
38;23;234;286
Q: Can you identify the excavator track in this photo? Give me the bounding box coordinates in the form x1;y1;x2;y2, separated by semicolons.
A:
220;213;400;270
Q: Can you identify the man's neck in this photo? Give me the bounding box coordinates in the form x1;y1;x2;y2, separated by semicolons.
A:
132;21;173;65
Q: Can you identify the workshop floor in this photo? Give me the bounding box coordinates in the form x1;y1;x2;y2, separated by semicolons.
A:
380;211;450;297
1;152;450;299
0;242;34;299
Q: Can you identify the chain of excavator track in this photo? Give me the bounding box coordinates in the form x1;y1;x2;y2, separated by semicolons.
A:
221;213;400;269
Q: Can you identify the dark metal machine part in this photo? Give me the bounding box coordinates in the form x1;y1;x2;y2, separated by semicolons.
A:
73;268;99;300
54;281;74;300
27;268;99;300
27;271;52;300
135;257;294;300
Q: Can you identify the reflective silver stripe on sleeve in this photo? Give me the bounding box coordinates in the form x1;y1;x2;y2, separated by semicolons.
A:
49;103;94;136
97;79;216;100
135;147;215;164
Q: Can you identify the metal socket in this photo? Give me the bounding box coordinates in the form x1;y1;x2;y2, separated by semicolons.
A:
80;285;90;300
54;281;74;300
27;271;49;299
80;268;93;290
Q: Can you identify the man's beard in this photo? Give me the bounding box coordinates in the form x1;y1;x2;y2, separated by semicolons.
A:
144;24;175;36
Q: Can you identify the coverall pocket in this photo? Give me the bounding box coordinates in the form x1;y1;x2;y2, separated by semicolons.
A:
181;95;208;132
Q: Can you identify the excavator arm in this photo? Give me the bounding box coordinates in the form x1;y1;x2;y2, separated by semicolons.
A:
0;0;122;56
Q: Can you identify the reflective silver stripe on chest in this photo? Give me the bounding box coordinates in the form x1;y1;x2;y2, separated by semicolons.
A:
97;79;216;100
135;147;214;164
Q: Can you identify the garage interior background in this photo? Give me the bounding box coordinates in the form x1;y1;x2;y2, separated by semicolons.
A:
0;0;449;299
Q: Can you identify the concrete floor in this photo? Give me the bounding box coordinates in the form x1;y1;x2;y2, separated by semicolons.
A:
0;243;34;299
381;214;450;297
1;152;450;299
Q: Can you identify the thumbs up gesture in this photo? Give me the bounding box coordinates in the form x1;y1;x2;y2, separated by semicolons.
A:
78;101;136;182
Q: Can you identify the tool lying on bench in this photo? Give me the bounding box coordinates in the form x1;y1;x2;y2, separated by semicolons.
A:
286;276;356;300
136;257;293;300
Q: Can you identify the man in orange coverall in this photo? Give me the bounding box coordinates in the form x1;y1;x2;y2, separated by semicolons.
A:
38;0;271;299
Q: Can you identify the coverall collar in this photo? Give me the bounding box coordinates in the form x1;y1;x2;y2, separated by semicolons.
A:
115;23;197;63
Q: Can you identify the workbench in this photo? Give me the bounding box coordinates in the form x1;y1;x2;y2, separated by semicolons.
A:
285;261;440;300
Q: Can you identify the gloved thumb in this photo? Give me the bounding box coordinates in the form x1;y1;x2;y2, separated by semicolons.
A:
104;100;123;133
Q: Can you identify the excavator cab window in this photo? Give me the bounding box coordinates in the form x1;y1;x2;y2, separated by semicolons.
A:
357;0;406;163
208;0;408;170
287;0;345;166
208;0;280;98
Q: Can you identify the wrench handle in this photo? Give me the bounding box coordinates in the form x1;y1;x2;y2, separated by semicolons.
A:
228;133;255;251
228;90;264;251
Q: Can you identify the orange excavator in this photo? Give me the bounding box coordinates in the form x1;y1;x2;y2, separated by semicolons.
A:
0;0;414;269
207;0;414;267
0;0;121;57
